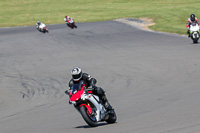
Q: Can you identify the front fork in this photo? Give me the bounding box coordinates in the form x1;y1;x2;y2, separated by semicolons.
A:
190;32;199;39
79;103;93;114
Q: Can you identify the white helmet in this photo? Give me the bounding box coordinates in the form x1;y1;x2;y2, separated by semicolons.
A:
71;67;82;81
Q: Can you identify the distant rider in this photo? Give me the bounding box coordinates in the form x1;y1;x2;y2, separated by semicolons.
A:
64;16;70;23
186;14;200;37
64;16;73;25
66;67;114;112
36;21;41;29
64;16;77;28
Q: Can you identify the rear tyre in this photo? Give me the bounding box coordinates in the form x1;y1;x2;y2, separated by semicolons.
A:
106;110;117;124
80;106;98;127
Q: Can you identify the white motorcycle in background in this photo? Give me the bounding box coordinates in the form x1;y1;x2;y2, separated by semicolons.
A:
36;23;49;33
189;23;199;43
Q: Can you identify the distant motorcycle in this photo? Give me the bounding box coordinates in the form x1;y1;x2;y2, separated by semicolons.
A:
65;81;117;127
189;23;199;43
65;18;77;29
36;23;49;33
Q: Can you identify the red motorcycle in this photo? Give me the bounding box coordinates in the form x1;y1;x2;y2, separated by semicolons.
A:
65;81;117;127
65;19;77;29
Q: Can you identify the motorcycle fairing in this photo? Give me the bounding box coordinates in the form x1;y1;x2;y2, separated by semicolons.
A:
82;94;107;121
70;84;85;102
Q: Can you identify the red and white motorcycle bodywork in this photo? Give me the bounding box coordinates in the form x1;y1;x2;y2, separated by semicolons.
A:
36;23;49;33
65;19;77;29
66;81;116;127
189;23;199;43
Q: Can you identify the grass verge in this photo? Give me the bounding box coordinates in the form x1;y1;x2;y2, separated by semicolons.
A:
0;0;200;35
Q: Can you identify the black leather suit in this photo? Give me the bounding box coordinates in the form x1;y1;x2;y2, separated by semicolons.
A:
68;73;113;110
68;73;106;98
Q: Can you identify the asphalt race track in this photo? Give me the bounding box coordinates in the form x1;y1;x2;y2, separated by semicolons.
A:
1;20;200;133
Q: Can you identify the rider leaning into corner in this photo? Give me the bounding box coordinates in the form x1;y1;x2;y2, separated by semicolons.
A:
186;14;200;37
36;21;41;29
64;16;70;22
64;16;74;24
65;67;114;113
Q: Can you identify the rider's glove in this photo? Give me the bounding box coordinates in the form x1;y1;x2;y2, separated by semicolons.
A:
91;84;96;88
92;85;98;91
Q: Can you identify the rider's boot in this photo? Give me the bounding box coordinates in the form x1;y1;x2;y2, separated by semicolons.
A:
187;30;191;37
102;96;114;113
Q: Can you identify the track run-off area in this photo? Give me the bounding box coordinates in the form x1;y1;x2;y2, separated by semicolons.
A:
1;19;200;133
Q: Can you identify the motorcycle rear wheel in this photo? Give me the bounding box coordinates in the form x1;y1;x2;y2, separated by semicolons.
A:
106;110;117;124
80;106;98;127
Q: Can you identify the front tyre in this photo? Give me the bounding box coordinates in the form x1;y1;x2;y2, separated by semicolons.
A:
73;23;77;28
192;33;199;43
193;39;198;43
106;110;117;124
80;106;98;127
192;37;198;43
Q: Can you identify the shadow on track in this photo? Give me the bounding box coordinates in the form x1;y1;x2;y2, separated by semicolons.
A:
75;123;109;128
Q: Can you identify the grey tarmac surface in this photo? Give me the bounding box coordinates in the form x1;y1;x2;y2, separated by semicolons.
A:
0;20;200;133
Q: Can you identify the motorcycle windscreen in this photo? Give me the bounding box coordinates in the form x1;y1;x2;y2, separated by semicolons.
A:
70;84;84;102
192;23;196;26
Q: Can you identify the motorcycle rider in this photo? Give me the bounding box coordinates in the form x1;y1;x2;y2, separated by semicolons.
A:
35;21;48;32
64;16;70;23
36;21;41;29
66;67;113;112
186;14;200;37
64;16;77;28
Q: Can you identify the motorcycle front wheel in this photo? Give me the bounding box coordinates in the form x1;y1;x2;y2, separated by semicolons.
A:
80;106;98;127
193;38;198;43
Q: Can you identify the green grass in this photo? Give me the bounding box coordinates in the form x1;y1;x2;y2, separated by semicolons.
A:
0;0;200;34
